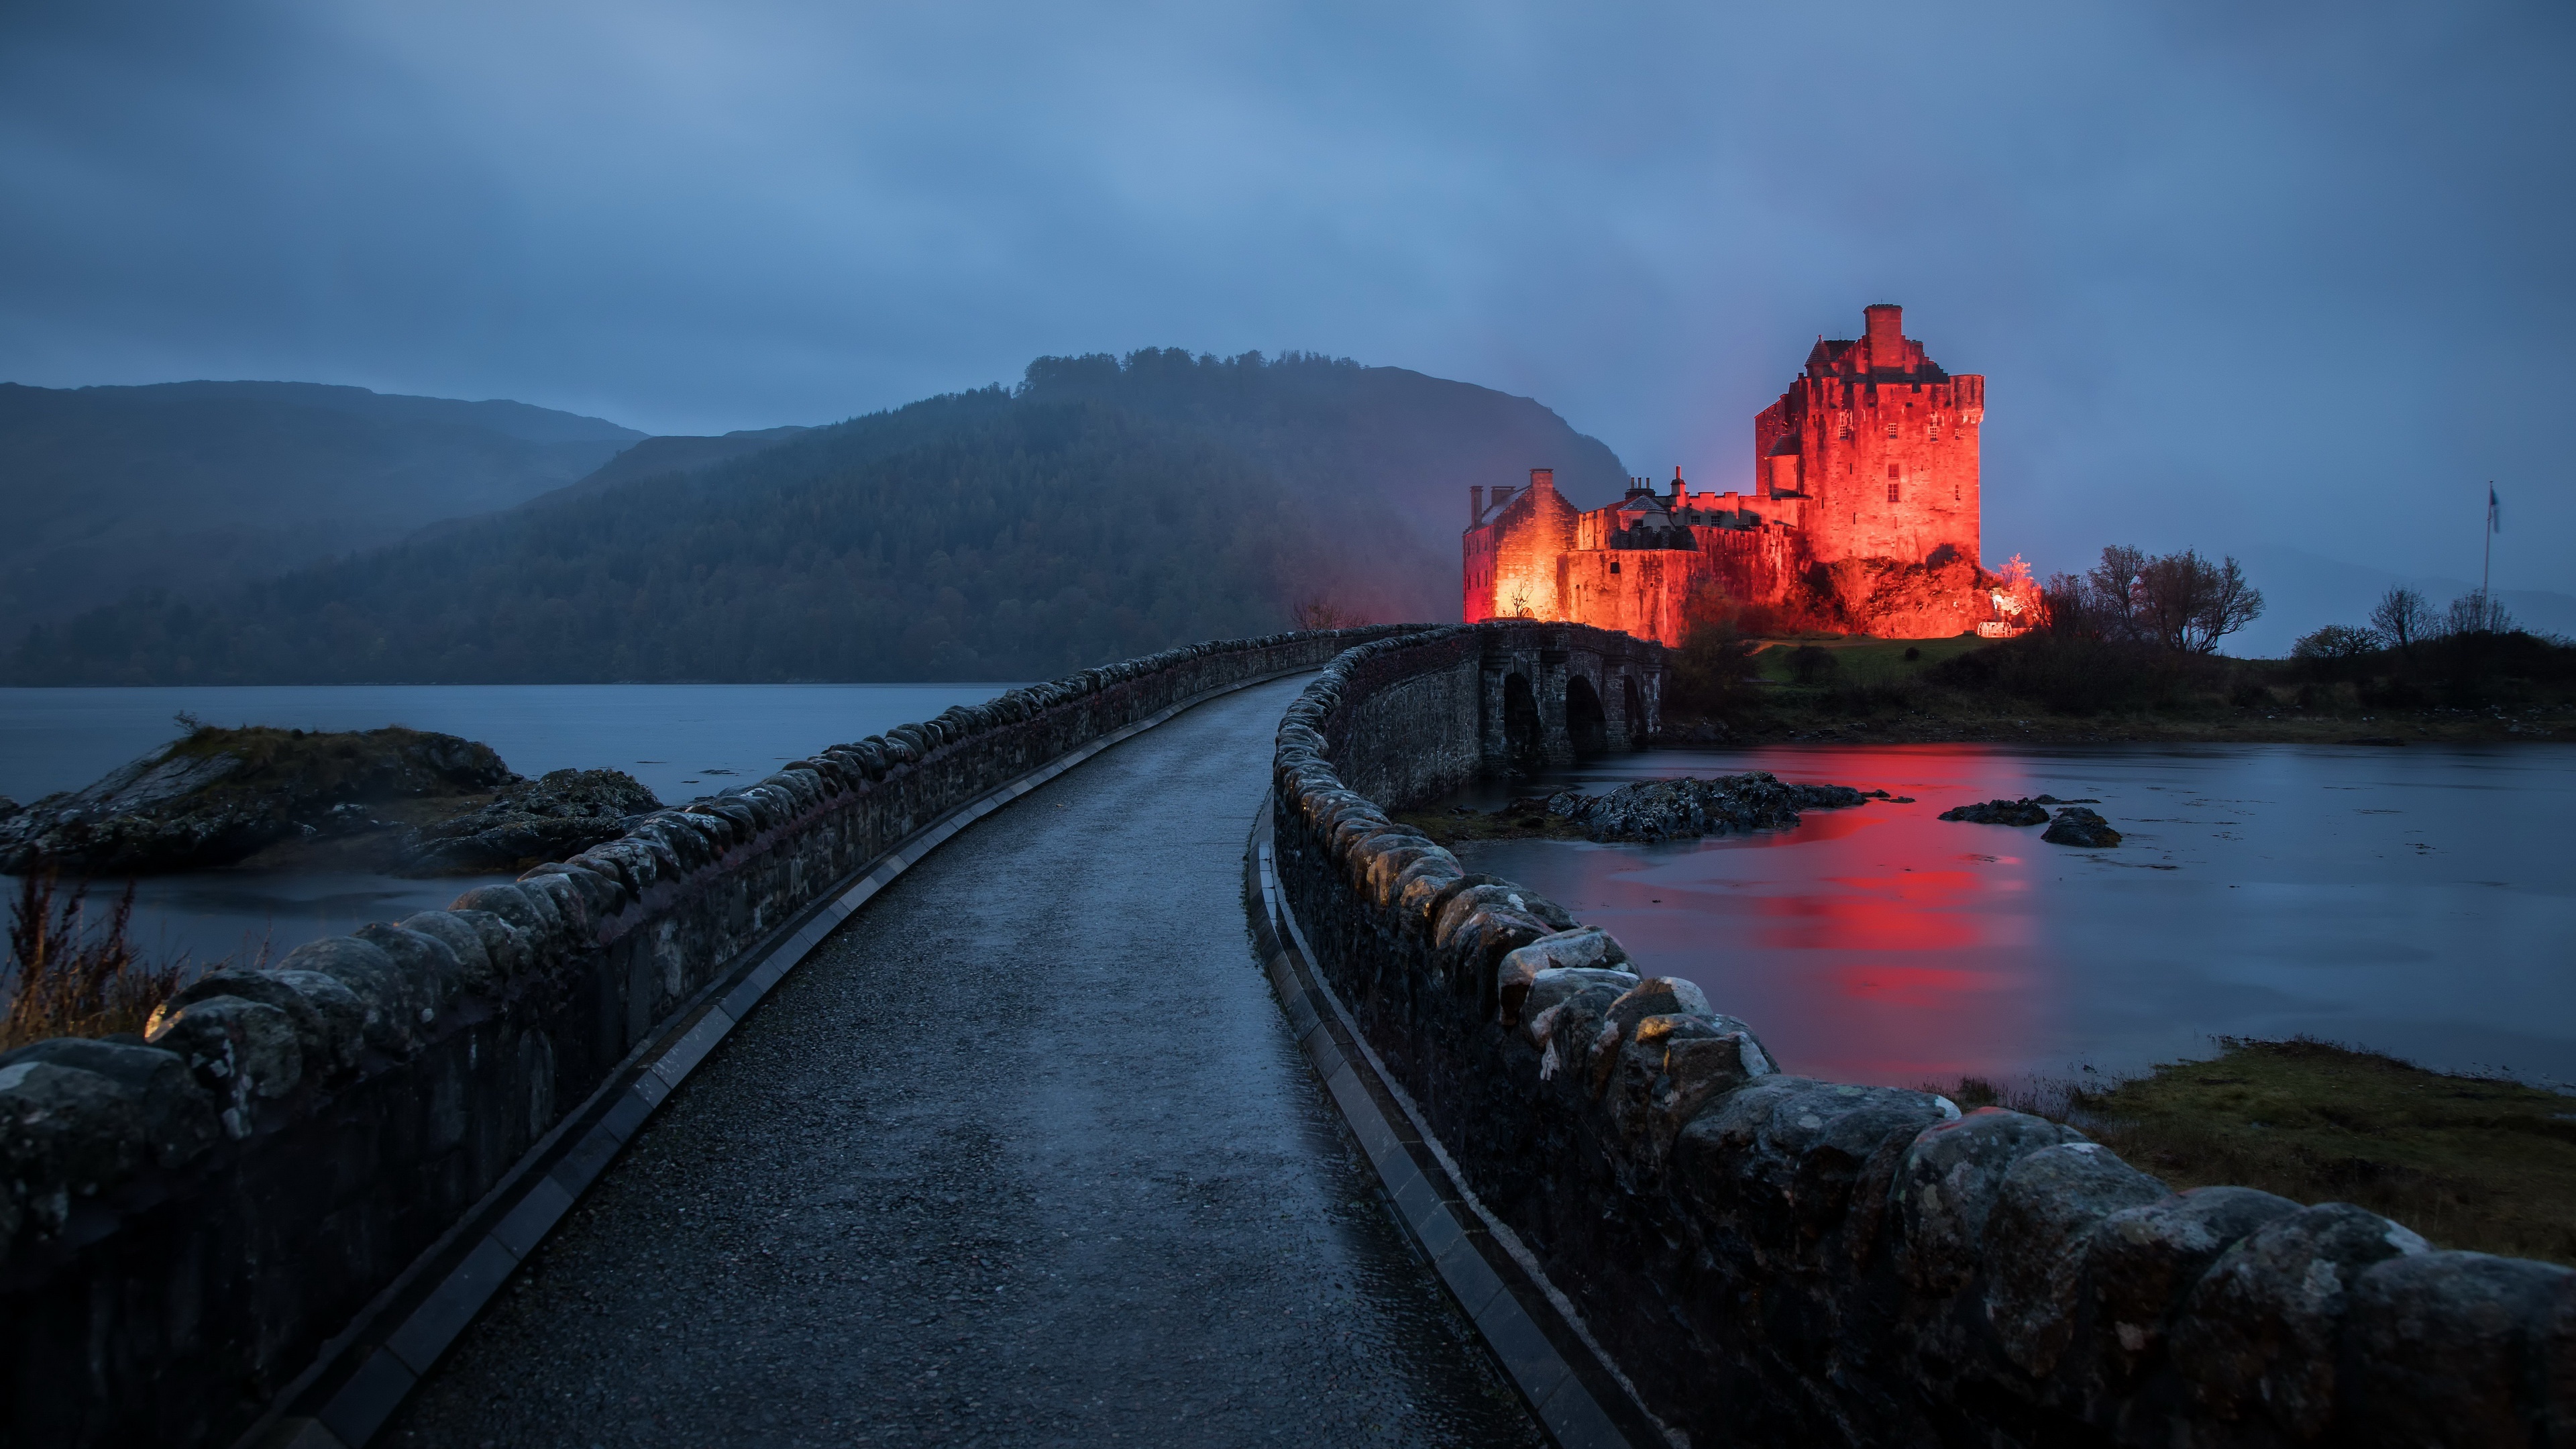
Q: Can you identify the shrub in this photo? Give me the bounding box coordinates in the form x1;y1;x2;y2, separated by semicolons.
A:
1787;645;1839;686
1930;632;2204;714
1665;621;1764;718
2292;624;2383;680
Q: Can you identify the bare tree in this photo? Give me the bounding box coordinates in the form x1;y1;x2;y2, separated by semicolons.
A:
2084;545;2150;640
2443;591;2514;637
1289;596;1360;631
2368;586;2432;651
2135;549;2264;653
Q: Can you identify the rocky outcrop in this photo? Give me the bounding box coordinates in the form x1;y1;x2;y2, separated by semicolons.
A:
0;725;513;875
1271;621;2573;1446
1532;771;1867;843
1939;796;2051;824
400;768;662;873
2041;805;2123;847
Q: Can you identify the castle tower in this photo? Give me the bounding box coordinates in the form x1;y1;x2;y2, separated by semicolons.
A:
1753;304;1984;567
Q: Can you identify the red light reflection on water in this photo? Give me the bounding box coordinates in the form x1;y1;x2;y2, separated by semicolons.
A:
1479;744;2059;1090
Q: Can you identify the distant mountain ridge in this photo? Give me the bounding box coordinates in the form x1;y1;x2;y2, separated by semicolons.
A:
7;350;1629;683
533;426;812;505
0;380;646;623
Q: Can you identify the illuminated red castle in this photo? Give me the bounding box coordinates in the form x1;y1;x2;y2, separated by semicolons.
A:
1462;304;2006;643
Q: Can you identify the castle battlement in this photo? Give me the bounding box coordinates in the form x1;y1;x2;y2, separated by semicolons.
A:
1463;305;1996;644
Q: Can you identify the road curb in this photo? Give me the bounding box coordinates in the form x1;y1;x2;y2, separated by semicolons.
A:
248;665;1322;1449
1242;798;1671;1449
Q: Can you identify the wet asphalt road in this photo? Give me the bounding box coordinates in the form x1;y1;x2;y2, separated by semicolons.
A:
387;678;1546;1448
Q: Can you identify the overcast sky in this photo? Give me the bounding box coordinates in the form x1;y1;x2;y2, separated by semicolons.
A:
3;0;2568;590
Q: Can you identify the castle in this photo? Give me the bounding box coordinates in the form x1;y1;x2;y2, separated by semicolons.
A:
1462;305;2005;644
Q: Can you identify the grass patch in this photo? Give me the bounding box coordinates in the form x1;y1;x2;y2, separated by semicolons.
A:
1747;633;1988;686
1940;1038;2576;1265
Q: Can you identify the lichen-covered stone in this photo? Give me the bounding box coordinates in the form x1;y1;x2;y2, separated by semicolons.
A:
351;923;467;1026
1676;1078;1951;1267
398;912;498;994
1980;1142;2167;1377
152;968;360;1081
450;882;557;952
1892;1108;2090;1295
144;996;303;1130
2339;1249;2573;1446
1495;927;1630;1024
2081;1185;2300;1387
2169;1201;2430;1439
274;936;419;1054
1517;967;1642;1036
0;1046;218;1240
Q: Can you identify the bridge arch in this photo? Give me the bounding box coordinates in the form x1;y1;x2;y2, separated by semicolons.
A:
1623;674;1646;747
1564;676;1608;757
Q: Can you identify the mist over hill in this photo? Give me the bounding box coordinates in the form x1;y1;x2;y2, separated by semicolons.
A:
7;350;1626;684
0;380;645;624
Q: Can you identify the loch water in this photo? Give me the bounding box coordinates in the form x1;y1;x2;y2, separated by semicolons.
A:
1445;743;2576;1093
0;684;1015;966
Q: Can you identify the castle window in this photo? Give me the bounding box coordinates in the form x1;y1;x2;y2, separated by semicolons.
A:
1838;424;1852;441
1953;485;1961;501
1888;464;1900;479
1886;425;1899;439
1610;561;1621;574
1887;482;1901;503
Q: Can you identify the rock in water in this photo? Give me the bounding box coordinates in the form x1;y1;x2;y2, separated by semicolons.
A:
2041;806;2123;847
1938;798;2051;826
1540;772;1868;844
400;768;662;873
0;725;515;875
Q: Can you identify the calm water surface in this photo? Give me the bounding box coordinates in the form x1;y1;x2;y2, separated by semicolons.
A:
1446;743;2576;1092
1;684;1015;965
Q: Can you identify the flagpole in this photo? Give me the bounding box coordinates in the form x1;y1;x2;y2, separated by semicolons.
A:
2482;482;2493;614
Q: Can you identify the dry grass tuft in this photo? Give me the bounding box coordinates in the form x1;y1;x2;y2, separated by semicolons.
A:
2;873;191;1051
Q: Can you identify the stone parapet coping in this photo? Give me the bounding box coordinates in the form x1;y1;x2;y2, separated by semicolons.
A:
1244;796;1664;1449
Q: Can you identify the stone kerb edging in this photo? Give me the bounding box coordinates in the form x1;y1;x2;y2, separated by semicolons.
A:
1269;623;2576;1448
0;626;1414;1449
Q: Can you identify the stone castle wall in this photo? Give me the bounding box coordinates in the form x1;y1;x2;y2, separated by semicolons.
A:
0;627;1408;1449
1269;627;2573;1447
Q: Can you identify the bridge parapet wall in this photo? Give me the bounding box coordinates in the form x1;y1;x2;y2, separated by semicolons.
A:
0;626;1413;1449
1270;627;2573;1447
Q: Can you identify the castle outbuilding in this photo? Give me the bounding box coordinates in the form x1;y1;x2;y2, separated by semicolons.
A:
1462;305;1998;645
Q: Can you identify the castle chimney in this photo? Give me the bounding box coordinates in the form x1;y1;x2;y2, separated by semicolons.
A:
1864;304;1905;374
1529;467;1555;493
1470;485;1485;527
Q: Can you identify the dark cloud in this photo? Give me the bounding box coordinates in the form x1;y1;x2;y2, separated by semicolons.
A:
2;0;2568;593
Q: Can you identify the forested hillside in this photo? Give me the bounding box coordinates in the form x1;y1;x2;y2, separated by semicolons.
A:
0;381;643;623
7;351;1626;683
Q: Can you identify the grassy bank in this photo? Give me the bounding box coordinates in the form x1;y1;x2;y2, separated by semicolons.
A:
1666;629;2576;745
1944;1038;2576;1265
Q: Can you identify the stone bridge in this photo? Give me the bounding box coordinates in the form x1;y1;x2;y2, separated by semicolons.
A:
6;623;2565;1449
1476;623;1663;771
